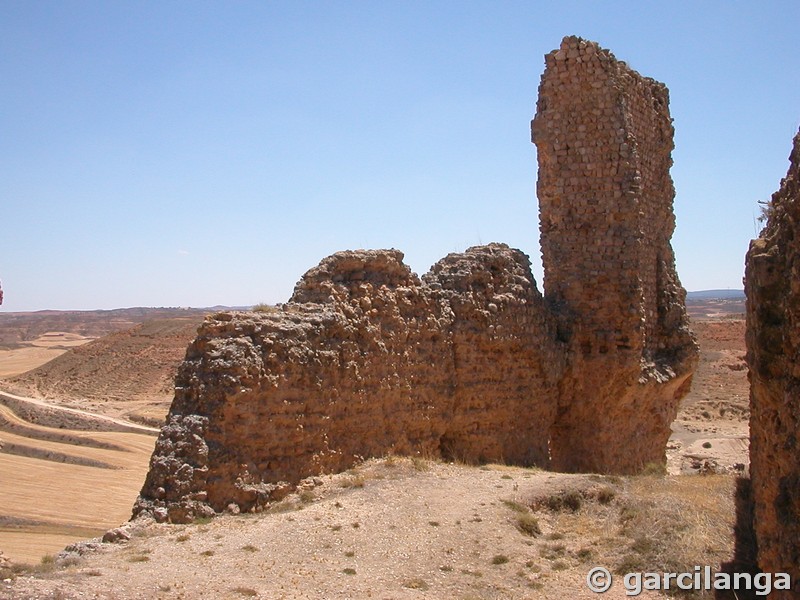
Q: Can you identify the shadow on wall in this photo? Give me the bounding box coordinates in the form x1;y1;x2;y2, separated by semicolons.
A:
715;477;759;600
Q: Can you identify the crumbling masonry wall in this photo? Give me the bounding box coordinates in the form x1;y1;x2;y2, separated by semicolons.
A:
745;127;800;598
531;36;697;472
134;246;564;521
133;37;697;523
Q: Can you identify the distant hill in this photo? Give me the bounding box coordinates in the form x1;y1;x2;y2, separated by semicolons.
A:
685;290;745;320
0;307;211;349
4;316;206;426
686;290;745;300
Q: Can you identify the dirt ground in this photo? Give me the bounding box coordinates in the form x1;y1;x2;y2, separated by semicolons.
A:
667;316;749;475
2;459;735;600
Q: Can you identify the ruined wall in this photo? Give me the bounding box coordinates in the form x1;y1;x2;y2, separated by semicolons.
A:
745;127;800;596
133;36;697;523
134;245;563;522
531;36;697;473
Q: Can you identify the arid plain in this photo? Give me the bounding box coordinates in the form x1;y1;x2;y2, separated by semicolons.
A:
0;296;751;599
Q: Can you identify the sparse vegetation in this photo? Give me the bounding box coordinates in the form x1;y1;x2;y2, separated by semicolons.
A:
540;543;566;560
501;499;528;513
576;547;593;562
515;513;542;537
757;198;774;225
241;544;258;553
525;561;541;572
641;461;668;476
594;485;616;504
540;490;583;512
232;587;258;597
339;475;365;489
252;303;274;312
491;554;510;565
411;456;430;471
342;568;356;575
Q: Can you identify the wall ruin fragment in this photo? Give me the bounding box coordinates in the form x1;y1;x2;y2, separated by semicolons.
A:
133;36;697;523
532;36;697;473
745;127;800;597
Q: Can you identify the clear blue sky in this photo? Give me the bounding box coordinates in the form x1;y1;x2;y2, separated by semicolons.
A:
2;1;798;311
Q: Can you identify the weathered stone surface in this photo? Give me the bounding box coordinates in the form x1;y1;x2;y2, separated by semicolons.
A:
532;36;697;473
134;245;563;518
745;127;800;596
133;36;696;522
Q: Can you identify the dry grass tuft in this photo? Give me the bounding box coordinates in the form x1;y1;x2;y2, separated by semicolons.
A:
339;474;365;489
251;303;274;313
516;513;542;537
411;456;430;472
528;474;736;599
612;475;735;585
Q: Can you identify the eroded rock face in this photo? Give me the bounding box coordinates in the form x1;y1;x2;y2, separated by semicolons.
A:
133;36;697;522
531;36;697;473
745;127;800;595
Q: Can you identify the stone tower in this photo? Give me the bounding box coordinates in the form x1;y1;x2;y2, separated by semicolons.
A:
532;36;697;473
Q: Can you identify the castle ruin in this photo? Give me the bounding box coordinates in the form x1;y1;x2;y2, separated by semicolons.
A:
133;36;697;523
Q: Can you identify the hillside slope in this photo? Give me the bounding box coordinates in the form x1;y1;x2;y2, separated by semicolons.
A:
5;317;204;426
2;458;735;600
